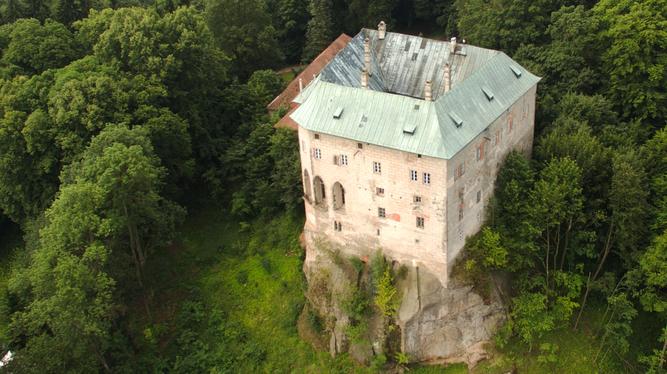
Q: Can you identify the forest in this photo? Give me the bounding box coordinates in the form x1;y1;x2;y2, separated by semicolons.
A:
0;0;664;372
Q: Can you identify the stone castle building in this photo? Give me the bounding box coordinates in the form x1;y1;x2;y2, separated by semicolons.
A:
278;24;540;286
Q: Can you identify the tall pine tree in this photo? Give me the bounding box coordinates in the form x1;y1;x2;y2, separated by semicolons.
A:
302;0;334;62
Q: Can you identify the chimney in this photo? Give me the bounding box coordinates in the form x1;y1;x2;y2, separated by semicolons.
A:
443;63;451;93
378;21;386;40
424;80;432;101
450;37;457;53
364;38;372;76
361;68;369;88
299;78;303;93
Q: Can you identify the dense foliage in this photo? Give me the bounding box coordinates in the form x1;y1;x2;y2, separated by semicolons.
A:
0;0;664;371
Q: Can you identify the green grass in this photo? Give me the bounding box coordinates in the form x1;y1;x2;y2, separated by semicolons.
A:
139;205;368;372
474;304;627;374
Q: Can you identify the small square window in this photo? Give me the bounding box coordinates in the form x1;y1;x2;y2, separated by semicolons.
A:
416;217;425;229
376;187;385;196
410;169;418;181
314;133;320;139
413;195;422;203
417;154;422;158
423;172;431;185
477;190;481;203
358;143;363;149
373;161;381;174
378;207;386;218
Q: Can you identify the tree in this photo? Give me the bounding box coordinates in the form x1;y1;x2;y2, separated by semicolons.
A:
52;0;92;25
8;182;116;372
2;19;80;76
302;0;335;61
205;0;283;78
595;0;667;124
62;125;185;286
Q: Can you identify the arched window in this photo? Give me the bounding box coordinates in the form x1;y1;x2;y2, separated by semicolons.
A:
313;176;325;205
303;169;312;201
332;182;345;210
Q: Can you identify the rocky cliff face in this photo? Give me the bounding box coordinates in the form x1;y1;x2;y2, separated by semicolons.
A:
299;241;506;368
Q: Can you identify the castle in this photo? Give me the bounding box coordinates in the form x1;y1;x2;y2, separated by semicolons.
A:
275;23;540;286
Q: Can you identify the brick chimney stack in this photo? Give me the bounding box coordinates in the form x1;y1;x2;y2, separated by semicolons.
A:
425;80;433;101
443;63;451;93
378;21;386;40
364;38;372;76
361;68;369;88
450;37;457;53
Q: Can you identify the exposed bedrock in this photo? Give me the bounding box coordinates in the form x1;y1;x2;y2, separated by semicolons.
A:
300;241;506;368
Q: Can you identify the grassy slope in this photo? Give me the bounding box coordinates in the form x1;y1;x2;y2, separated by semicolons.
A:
138;204;636;373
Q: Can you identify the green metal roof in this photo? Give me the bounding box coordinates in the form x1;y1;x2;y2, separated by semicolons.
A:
290;51;540;159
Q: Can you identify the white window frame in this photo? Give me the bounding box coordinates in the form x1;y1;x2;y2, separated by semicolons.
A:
373;161;382;174
340;154;348;166
416;216;425;229
313;148;321;159
423;172;431;185
410;169;418;181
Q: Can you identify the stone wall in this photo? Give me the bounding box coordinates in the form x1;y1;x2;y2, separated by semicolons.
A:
299;126;449;284
445;86;537;267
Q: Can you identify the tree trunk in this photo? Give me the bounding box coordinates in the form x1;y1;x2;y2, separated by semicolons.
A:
574;220;614;330
559;217;573;270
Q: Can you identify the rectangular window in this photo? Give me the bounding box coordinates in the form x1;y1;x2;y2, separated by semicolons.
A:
314;133;320;139
413;195;422;203
416;217;425;229
378;207;386;218
410;169;418;181
423;172;431;185
455;162;465;179
358;143;363;149
508;113;514;132
373;161;381;174
376;187;384;196
313;148;321;159
340;154;348;165
477;190;481;203
458;204;464;221
333;221;342;231
476;143;485;161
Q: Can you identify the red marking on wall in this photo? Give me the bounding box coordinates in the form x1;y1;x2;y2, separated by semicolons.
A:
388;213;401;222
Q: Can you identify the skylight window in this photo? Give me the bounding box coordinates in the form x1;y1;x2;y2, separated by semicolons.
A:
449;112;463;128
333;106;344;119
510;65;522;78
411;53;418;61
482;87;494;101
403;123;417;134
404;40;412;52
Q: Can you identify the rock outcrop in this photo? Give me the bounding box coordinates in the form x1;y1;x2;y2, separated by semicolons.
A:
300;241;506;368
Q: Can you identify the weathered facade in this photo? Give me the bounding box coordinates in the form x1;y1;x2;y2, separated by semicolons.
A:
287;26;540;286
